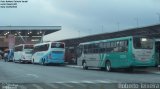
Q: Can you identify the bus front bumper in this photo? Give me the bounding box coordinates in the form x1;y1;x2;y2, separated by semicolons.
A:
46;59;65;64
131;60;156;67
20;59;32;63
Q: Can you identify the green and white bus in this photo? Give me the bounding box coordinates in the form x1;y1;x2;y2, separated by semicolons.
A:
77;36;156;71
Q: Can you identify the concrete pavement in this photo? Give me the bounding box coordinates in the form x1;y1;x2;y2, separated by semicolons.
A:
1;61;160;89
66;65;160;74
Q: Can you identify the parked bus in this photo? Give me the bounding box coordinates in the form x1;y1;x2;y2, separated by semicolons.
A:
14;44;34;63
32;42;65;65
77;36;156;72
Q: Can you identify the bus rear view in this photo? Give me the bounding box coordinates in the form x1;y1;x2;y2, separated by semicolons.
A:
50;42;65;64
32;42;65;65
132;37;156;67
14;44;33;63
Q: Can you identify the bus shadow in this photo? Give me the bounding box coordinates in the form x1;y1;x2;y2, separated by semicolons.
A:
115;70;151;74
37;63;66;67
86;68;153;74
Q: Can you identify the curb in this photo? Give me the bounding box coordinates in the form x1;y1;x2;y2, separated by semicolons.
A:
66;65;82;68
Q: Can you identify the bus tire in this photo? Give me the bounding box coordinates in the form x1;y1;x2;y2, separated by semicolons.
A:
32;59;35;64
14;59;17;63
82;61;88;70
42;58;47;66
19;59;22;63
105;61;112;72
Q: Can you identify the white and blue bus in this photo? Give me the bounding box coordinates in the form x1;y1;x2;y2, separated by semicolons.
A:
14;44;34;63
32;42;65;65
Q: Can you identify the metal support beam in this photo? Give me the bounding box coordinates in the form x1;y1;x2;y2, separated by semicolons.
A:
40;31;46;43
17;31;26;44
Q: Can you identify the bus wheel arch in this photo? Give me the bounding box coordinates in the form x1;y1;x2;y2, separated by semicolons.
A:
105;60;112;72
42;58;47;66
42;58;45;65
82;60;88;70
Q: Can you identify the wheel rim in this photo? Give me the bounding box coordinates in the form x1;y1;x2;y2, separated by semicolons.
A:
106;62;111;71
83;62;86;69
42;59;44;65
42;59;45;65
32;59;34;63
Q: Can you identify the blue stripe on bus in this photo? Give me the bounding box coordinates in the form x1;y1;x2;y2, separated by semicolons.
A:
38;51;64;64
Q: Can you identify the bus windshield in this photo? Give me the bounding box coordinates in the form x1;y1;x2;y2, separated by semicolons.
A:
51;43;64;48
133;37;153;49
24;45;34;49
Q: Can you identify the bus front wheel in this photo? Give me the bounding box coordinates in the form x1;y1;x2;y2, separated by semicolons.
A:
13;59;16;63
42;59;47;66
32;59;35;64
105;61;112;72
82;61;88;70
19;59;22;64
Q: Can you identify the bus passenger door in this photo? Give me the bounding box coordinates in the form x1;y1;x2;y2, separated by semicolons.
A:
76;46;83;66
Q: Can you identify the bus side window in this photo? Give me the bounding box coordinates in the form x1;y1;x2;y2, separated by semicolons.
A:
88;44;92;54
94;43;97;53
111;41;116;52
117;40;128;52
123;40;128;52
77;46;83;57
114;41;120;52
106;42;111;52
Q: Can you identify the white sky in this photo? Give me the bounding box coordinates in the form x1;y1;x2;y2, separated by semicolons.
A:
0;0;160;41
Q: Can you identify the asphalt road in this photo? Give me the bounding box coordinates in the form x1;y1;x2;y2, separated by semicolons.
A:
0;60;160;89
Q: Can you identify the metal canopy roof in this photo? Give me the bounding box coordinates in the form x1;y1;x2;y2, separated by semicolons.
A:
59;24;160;47
0;26;61;36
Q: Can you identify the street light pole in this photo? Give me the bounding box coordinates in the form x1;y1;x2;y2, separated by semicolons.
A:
117;22;120;31
101;25;104;33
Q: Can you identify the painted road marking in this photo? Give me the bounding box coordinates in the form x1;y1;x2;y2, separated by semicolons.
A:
82;80;94;83
32;84;44;89
26;74;39;78
95;80;111;83
56;82;64;83
18;85;27;89
45;83;59;89
59;83;74;88
70;81;86;87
